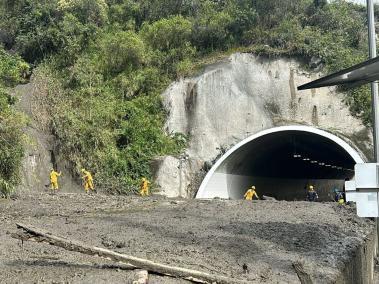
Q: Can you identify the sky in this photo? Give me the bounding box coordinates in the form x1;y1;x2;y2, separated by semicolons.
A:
344;0;379;4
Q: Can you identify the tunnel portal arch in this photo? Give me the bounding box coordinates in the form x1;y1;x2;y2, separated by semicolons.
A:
196;126;364;200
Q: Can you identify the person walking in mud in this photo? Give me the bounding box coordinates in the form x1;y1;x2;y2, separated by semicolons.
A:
49;168;61;192
244;186;259;200
140;177;150;196
81;168;95;193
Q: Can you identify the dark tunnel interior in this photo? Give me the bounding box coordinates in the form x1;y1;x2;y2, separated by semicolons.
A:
217;131;357;201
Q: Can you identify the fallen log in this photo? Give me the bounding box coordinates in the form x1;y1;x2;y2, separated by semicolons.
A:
292;261;313;284
13;223;248;284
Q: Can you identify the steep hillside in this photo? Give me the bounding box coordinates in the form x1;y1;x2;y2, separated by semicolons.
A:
0;46;28;197
12;83;81;193
0;0;375;194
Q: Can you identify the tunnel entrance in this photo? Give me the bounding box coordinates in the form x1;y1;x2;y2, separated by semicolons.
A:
196;126;364;201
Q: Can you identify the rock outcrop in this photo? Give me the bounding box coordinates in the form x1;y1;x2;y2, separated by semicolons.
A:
13;82;81;193
154;53;372;197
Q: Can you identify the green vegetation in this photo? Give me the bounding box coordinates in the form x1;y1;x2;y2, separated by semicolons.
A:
0;0;374;193
0;47;28;197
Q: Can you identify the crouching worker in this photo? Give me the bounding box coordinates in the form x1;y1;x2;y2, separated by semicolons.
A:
81;168;95;193
50;168;61;191
244;186;259;200
333;188;345;205
140;177;150;196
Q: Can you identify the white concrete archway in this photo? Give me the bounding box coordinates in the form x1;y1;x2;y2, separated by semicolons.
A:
196;126;364;200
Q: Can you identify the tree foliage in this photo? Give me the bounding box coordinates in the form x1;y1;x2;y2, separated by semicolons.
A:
0;46;27;196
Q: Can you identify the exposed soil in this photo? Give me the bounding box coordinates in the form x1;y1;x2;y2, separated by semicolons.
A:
13;83;81;194
0;193;375;284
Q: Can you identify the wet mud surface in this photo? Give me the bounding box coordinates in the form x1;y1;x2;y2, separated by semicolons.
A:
0;193;375;283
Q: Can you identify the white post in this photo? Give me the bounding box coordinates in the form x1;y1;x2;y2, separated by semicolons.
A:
367;0;379;255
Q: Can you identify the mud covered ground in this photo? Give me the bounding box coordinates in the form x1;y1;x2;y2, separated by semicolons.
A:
0;193;375;283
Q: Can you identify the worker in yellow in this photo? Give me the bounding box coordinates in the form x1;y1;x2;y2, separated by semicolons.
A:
338;197;345;205
140;177;150;196
81;168;94;193
50;168;62;191
244;186;259;200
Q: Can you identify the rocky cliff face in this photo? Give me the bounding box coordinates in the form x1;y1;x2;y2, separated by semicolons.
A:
13;82;81;193
153;53;372;198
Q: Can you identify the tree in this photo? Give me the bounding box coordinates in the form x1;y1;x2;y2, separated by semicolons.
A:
314;0;327;8
0;46;27;196
97;31;146;76
57;0;108;26
141;16;195;73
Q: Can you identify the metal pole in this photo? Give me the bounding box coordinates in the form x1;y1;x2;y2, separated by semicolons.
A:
367;0;379;160
367;0;379;256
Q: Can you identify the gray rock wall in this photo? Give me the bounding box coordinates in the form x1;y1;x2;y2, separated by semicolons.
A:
154;53;372;197
13;82;81;193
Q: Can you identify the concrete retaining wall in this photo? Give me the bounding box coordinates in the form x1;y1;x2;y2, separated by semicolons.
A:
231;175;345;201
337;230;377;284
203;172;345;201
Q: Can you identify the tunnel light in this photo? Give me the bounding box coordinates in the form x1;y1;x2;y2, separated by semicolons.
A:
293;154;301;158
302;157;310;161
332;166;337;168
319;162;325;166
311;160;317;164
325;164;331;167
337;167;342;170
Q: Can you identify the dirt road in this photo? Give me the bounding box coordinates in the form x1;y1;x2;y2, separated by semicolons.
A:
0;193;375;283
